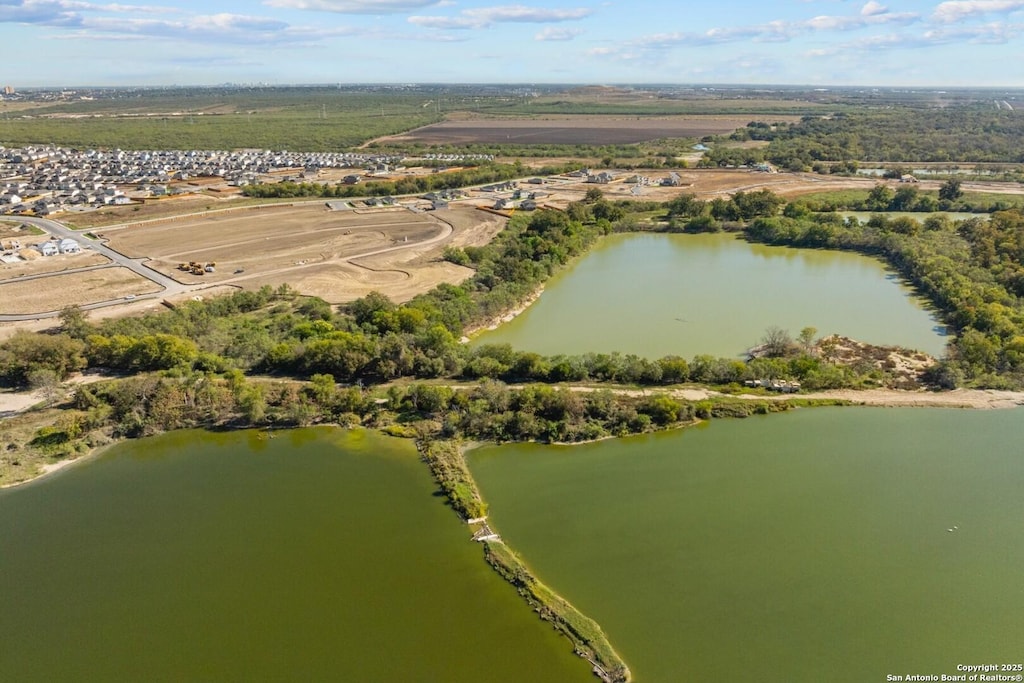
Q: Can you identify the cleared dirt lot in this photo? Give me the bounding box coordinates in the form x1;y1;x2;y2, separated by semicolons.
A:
467;168;852;209
0;251;109;282
0;267;161;314
377;115;761;146
494;168;980;209
96;204;505;304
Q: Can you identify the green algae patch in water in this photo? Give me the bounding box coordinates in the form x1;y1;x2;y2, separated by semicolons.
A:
0;427;593;683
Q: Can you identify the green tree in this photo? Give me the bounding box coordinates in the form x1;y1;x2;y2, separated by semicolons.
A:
798;327;818;352
938;178;963;202
0;331;86;386
59;305;93;340
866;184;894;211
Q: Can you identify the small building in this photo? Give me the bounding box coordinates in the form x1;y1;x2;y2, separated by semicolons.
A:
342;175;361;185
38;241;59;256
899;175;919;183
58;238;81;254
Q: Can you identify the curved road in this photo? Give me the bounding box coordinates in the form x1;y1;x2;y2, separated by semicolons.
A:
1;216;191;322
0;210;456;322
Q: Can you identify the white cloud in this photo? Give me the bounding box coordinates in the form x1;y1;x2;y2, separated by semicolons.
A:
409;4;592;30
804;47;841;57
861;1;888;16
80;13;322;44
534;26;582;41
932;0;1024;23
597;3;918;54
263;0;446;14
838;22;1020;50
0;0;179;27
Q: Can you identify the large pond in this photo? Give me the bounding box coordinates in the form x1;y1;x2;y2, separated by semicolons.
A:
473;233;947;358
469;408;1024;682
0;428;591;682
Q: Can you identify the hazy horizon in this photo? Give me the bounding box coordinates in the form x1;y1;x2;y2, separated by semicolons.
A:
2;0;1022;88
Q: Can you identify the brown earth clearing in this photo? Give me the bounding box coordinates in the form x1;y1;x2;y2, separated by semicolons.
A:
374;115;765;146
460;168;881;208
0;267;161;314
97;204;505;304
497;168;1024;208
64;193;244;229
0;251;109;282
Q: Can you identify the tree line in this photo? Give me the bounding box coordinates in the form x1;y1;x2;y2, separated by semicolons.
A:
6;188;1024;458
724;108;1024;166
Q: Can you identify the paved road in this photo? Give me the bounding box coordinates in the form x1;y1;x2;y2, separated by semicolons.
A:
1;216;189;321
4;216;183;291
0;208;459;322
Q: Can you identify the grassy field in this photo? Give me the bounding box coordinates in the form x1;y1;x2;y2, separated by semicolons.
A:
794;187;1024;210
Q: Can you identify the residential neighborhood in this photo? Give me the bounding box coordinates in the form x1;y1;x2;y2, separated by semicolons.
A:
0;145;436;217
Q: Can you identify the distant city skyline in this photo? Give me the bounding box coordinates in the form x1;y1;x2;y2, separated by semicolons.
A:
2;0;1023;87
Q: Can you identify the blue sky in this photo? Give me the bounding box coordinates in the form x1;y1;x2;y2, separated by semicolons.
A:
2;0;1023;86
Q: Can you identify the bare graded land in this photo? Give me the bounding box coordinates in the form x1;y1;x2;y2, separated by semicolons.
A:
499;168;1024;210
96;204;504;304
0;252;109;282
0;267;161;314
471;169;880;208
64;193;247;230
376;115;763;146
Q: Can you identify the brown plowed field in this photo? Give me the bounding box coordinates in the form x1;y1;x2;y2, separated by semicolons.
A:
379;115;760;146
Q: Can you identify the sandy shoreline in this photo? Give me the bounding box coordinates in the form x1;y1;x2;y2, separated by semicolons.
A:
461;287;544;340
565;385;1024;410
754;387;1024;410
0;444;110;490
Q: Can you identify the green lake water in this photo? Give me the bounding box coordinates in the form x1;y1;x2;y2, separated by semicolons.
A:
469;408;1024;683
473;233;947;358
0;428;592;682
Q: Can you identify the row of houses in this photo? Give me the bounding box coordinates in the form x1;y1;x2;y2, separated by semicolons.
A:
1;182;133;216
0;145;412;216
34;238;82;256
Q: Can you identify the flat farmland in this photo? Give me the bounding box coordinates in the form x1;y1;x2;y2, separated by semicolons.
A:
382;115;759;145
0;267;161;314
97;204;504;304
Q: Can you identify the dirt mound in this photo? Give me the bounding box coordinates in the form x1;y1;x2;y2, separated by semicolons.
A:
818;334;937;389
